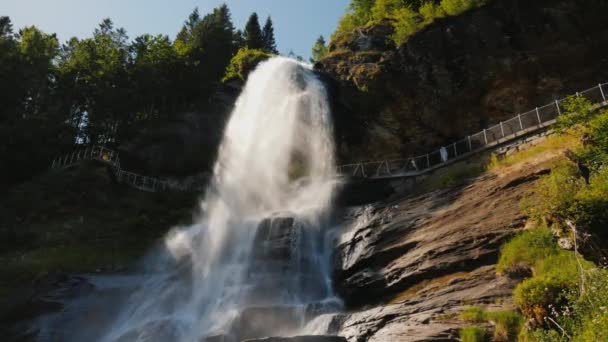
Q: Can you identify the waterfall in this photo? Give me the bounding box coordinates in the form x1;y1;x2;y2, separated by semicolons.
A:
96;57;340;342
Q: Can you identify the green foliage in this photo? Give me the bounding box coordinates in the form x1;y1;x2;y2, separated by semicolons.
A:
1;4;243;185
521;161;583;225
513;252;589;326
460;326;488;342
244;12;264;50
371;0;404;21
510;108;608;339
459;307;524;340
460;306;487;322
311;35;329;63
330;0;489;49
440;0;480;16
487;310;524;340
419;1;446;23
555;96;596;132
487;134;580;170
391;7;421;45
223;48;273;82
261;16;278;53
496;227;558;275
575;313;608;342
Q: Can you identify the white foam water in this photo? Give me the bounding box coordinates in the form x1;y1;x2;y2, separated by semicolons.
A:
95;57;340;342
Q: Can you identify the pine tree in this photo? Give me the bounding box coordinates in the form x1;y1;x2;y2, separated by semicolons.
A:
261;16;278;53
244;12;264;50
310;35;328;63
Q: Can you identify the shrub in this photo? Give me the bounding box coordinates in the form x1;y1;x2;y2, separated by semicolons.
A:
521;161;583;225
568;170;608;239
391;7;421;45
440;0;485;16
486;310;525;340
460;306;487;322
222;47;273;82
459;307;524;340
419;1;446;23
575;313;608;342
514;274;574;326
496;227;558;275
555;97;596;132
460;326;488;342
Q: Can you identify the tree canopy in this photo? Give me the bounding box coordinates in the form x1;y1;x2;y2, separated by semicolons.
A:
0;4;282;186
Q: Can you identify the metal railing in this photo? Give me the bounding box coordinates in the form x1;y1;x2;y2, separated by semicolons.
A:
337;82;608;179
50;146;170;192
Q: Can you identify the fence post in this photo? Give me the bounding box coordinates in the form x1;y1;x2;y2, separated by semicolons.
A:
453;143;458;157
556;100;561;115
467;136;472;152
500;122;505;138
518;114;523;130
576;92;580;98
600;83;606;103
483;129;488;145
535;107;542;125
426;154;430;169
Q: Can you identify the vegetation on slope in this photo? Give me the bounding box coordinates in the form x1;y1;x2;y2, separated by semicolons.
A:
223;47;274;82
329;0;490;47
492;100;608;340
0;163;197;297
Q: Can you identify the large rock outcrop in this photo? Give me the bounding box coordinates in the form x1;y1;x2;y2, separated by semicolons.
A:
316;0;608;162
326;152;560;341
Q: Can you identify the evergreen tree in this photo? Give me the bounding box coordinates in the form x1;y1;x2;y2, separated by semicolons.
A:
310;35;328;63
244;12;264;50
261;16;278;53
233;29;245;49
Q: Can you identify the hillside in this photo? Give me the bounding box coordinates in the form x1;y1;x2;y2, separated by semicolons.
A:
316;0;608;163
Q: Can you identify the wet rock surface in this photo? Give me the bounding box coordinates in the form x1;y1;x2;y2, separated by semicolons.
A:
329;157;554;341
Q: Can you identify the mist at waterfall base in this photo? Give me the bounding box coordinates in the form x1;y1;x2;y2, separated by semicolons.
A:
67;58;341;342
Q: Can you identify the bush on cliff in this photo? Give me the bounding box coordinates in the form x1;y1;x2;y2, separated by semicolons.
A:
330;0;490;47
496;227;558;275
223;47;274;82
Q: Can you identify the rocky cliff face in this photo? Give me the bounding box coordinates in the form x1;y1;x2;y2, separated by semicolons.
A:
326;152;559;341
316;0;608;162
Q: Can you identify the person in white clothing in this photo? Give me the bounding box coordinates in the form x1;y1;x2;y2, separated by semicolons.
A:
440;146;448;163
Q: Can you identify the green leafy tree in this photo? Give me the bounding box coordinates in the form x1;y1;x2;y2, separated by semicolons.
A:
223;47;273;82
244;12;264;50
261;16;278;53
310;35;328;63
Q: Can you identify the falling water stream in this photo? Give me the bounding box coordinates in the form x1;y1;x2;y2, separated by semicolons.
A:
41;57;341;342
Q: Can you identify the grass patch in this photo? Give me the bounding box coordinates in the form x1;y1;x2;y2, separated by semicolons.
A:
460;326;488;342
415;159;486;193
460;306;487;322
459;306;524;340
496;227;558;275
487;133;580;170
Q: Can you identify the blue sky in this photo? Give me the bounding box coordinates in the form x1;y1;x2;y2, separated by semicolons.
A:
1;0;349;59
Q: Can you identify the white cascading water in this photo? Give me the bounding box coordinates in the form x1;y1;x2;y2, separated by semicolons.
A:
93;57;340;342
